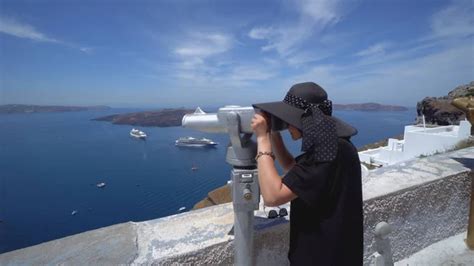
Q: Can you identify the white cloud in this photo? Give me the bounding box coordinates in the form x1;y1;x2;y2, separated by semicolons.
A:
0;16;58;42
248;0;347;56
288;42;473;105
228;64;277;81
248;27;274;40
347;43;474;104
353;40;444;69
430;0;474;39
179;58;205;69
0;16;92;54
79;47;94;54
172;59;279;90
286;51;331;66
287;64;339;90
296;0;341;25
169;43;281;99
280;4;474;104
355;42;390;57
171;32;237;88
353;0;474;69
174;33;233;58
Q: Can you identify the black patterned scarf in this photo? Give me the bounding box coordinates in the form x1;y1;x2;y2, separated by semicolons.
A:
283;93;338;162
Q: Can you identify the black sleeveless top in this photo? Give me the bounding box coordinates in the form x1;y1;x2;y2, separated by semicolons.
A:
282;138;363;265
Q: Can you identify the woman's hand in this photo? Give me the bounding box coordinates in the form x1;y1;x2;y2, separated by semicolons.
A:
251;112;270;139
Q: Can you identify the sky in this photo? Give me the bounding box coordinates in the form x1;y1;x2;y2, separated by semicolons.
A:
0;0;473;108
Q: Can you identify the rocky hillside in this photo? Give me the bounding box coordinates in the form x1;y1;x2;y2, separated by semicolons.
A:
93;108;194;127
193;184;231;210
416;81;474;125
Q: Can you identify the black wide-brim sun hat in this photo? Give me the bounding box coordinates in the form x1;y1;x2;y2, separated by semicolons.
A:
253;82;358;138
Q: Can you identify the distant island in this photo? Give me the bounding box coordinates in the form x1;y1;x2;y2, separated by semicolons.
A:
93;108;194;127
0;104;110;114
333;103;408;111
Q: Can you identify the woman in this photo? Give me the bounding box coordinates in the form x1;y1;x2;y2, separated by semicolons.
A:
251;82;363;265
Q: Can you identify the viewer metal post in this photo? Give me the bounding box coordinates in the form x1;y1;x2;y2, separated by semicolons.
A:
182;106;260;265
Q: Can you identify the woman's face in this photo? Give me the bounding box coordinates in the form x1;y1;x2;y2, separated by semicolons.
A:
288;125;302;140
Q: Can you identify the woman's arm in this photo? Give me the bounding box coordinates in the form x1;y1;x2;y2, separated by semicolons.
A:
251;113;296;207
271;131;295;173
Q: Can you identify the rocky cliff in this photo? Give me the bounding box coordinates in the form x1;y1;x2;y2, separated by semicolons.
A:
416;81;474;125
193;184;231;210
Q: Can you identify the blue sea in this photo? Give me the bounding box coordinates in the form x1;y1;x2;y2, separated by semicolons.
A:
0;108;415;253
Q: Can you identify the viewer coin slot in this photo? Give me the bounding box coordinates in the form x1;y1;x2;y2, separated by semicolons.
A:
240;173;253;183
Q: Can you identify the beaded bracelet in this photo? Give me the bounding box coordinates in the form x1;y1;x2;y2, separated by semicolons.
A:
255;151;275;161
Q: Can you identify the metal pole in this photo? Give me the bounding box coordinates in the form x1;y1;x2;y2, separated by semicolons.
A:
466;171;474;249
231;167;259;266
234;210;254;266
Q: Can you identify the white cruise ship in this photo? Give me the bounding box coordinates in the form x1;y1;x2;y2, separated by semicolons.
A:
175;137;218;147
130;128;147;139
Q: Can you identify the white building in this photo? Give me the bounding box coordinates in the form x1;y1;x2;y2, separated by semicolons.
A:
359;120;471;166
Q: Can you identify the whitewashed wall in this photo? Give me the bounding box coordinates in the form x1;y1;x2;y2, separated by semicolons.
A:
359;121;471;165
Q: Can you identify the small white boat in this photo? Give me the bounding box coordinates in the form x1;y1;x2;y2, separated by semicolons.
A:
178;207;186;212
71;210;78;216
130;128;147;139
97;182;106;188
